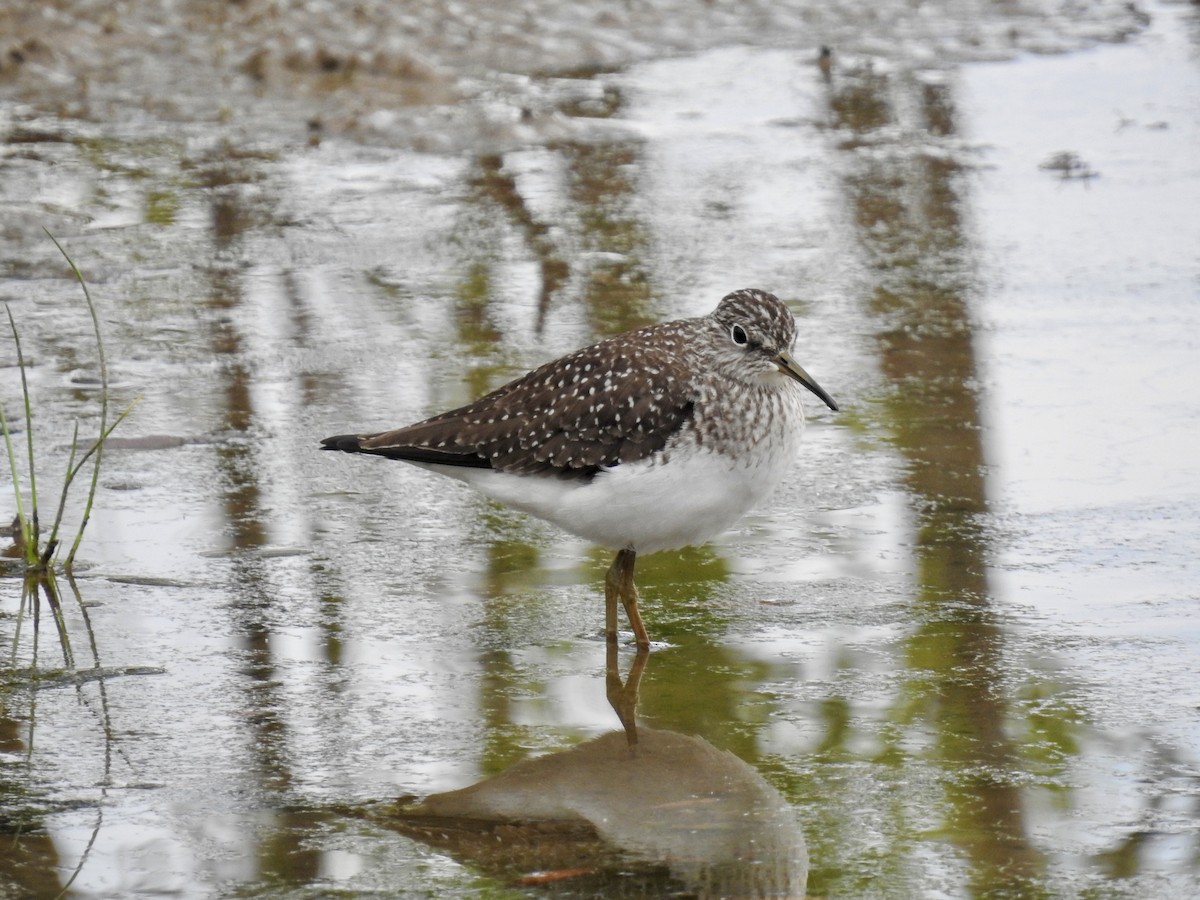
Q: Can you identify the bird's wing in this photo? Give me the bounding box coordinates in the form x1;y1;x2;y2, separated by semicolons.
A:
323;329;697;480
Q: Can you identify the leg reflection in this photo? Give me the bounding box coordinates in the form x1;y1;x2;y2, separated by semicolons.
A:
605;641;649;747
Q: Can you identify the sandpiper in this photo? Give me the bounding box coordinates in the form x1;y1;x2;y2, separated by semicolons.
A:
322;288;837;648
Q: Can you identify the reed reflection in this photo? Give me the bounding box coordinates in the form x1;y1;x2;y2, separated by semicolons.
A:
826;61;1046;890
198;157;319;885
0;571;160;895
460;77;655;347
1;573;70;896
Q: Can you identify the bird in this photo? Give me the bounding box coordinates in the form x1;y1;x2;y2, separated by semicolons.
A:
817;45;833;82
322;288;838;649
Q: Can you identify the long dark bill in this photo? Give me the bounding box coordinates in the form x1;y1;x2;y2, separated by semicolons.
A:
775;350;839;412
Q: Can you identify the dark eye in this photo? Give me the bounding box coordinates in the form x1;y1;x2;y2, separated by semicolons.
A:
730;324;749;346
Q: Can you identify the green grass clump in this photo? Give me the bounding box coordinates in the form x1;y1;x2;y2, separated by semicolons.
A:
1;231;137;573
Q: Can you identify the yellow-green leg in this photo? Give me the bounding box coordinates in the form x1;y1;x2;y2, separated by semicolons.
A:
605;547;649;649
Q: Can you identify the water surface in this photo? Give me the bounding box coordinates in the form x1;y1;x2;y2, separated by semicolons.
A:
2;0;1198;896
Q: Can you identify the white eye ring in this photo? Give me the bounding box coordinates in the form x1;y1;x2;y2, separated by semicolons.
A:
730;324;749;346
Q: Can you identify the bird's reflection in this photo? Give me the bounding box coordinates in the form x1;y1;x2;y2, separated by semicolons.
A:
376;648;808;897
606;642;647;746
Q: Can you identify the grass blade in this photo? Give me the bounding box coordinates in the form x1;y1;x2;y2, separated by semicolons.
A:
1;304;38;566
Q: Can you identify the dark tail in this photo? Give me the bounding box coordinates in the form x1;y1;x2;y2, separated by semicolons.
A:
321;433;491;469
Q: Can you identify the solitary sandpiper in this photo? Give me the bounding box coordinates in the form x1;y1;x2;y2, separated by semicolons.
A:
322;288;838;648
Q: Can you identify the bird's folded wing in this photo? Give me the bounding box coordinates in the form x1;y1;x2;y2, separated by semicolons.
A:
332;337;697;480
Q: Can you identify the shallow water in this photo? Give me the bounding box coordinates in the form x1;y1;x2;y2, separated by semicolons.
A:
2;0;1199;897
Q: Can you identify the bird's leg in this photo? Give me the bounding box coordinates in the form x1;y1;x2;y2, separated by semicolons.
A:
606;638;649;747
604;553;619;640
605;548;649;649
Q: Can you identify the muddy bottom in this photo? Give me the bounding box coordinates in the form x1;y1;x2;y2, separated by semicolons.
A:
2;0;1199;897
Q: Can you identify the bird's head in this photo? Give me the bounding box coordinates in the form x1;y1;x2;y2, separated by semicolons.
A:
708;288;839;412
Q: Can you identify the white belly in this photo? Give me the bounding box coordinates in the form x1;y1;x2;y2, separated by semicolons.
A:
425;424;804;554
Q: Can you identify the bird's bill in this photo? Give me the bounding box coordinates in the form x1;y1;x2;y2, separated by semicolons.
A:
775;350;839;411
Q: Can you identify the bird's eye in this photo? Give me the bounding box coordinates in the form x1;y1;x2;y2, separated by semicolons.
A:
730;324;749;346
